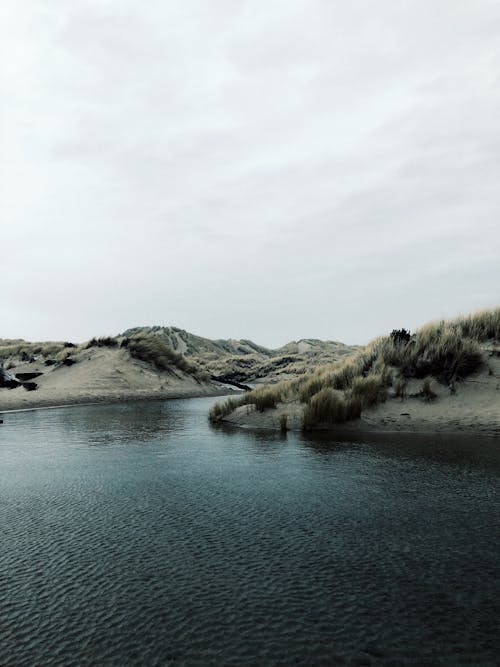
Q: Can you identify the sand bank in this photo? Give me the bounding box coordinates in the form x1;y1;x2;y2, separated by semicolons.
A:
221;364;500;438
0;346;234;413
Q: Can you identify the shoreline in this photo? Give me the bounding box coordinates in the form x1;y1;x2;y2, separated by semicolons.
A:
2;389;498;439
219;418;500;439
0;386;236;415
218;386;500;438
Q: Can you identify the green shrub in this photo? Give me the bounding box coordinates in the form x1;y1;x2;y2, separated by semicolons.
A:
390;328;412;345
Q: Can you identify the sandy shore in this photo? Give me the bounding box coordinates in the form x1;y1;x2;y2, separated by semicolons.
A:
0;387;232;414
0;346;235;414
221;358;500;438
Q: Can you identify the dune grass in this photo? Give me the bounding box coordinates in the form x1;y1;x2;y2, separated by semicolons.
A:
0;340;73;362
302;388;362;429
209;383;286;422
420;377;438;401
85;337;118;348
122;332;206;379
209;307;499;429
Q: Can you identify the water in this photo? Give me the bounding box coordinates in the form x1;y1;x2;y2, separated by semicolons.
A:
0;397;499;666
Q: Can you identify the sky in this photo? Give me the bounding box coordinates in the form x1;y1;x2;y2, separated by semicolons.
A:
1;1;499;347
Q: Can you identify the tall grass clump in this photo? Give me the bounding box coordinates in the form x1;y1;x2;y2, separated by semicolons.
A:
250;386;281;412
0;340;67;361
209;397;239;422
209;383;286;422
303;388;346;429
123;333;201;377
374;322;484;383
420;377;437;401
351;374;386;408
85;337;118;348
454;307;500;341
302;388;362;429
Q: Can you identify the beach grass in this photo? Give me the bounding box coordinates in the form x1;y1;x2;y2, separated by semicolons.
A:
209;307;499;428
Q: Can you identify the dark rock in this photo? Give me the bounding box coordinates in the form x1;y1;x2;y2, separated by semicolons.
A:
62;358;76;366
22;382;38;391
0;367;20;389
45;359;57;366
4;380;20;389
16;372;43;381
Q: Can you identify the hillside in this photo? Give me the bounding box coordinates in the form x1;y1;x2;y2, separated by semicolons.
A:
210;308;500;436
0;335;221;411
0;328;356;411
121;326;358;386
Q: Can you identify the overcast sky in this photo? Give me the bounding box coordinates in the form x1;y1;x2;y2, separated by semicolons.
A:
1;1;499;347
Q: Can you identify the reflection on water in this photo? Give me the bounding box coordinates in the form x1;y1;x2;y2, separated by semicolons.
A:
0;397;499;666
299;428;500;469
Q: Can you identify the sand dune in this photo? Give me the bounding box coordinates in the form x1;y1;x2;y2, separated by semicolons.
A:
213;309;500;437
222;350;500;437
0;346;227;412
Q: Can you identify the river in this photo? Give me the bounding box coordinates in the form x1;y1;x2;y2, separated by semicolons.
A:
1;397;499;666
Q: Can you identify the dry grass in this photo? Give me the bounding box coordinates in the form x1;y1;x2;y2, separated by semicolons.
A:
208;307;499;429
0;340;73;362
85;337;118;348
420;377;438;401
122;332;205;379
209;397;241;422
351;375;387;408
209;383;287;422
302;388;362;430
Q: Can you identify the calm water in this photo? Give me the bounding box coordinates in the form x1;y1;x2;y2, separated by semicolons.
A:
0;397;499;666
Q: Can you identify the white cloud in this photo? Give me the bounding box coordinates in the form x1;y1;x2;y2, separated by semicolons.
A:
1;0;499;346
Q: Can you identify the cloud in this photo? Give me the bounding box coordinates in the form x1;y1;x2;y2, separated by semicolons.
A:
1;0;499;345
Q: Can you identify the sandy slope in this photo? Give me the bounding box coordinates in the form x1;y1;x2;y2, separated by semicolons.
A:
222;351;500;437
0;347;229;412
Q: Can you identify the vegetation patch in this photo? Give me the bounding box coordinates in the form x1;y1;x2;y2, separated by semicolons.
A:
208;307;499;431
351;374;386;408
85;337;118;348
123;333;203;378
209;383;285;422
420;377;438;401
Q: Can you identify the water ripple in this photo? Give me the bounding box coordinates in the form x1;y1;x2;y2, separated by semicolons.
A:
0;398;499;665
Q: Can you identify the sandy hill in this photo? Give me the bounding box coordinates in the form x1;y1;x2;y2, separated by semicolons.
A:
121;326;358;386
0;328;356;412
210;308;500;437
0;338;220;412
